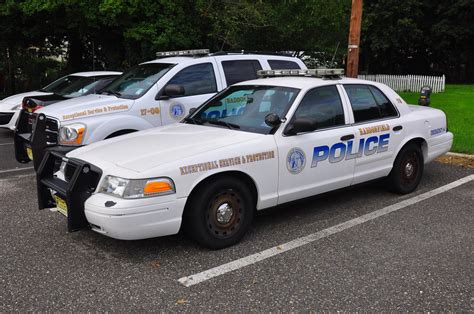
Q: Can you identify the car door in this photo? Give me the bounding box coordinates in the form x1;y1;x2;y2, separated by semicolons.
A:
159;62;221;125
341;84;405;184
276;84;356;204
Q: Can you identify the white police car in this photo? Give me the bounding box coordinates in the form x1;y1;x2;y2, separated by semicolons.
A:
0;71;120;130
36;69;453;249
15;49;306;170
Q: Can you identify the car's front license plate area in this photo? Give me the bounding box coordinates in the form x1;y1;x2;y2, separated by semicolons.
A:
53;194;68;217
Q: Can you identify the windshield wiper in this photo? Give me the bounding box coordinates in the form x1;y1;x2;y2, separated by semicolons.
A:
204;119;240;130
102;90;122;97
183;116;203;125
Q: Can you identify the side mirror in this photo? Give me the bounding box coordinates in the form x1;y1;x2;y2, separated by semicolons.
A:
285;117;317;135
264;113;281;127
156;84;185;100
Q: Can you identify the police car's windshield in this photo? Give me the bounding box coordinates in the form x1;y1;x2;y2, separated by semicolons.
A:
187;85;299;134
40;75;90;94
102;63;174;99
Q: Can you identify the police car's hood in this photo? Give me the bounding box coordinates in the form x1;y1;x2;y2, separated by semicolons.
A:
36;94;134;122
67;123;263;173
0;91;51;110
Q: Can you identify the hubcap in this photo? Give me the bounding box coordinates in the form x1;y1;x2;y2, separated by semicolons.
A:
206;191;243;239
405;162;414;177
216;202;234;224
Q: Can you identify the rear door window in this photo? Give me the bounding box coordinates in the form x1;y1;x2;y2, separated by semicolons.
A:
343;84;398;123
167;63;217;96
222;60;262;86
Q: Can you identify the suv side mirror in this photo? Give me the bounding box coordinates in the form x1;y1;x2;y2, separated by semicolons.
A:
156;84;185;100
285;117;317;135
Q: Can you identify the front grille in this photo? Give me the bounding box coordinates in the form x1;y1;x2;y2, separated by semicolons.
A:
0;112;14;125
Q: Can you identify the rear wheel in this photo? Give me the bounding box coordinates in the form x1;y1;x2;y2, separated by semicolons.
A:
387;143;424;194
184;177;254;249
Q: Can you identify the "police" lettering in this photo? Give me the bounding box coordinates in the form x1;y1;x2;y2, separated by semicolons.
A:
312;134;390;167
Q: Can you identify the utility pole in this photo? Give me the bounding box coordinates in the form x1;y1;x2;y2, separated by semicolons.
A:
346;0;363;78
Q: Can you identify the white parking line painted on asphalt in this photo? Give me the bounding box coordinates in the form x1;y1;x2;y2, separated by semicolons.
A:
178;174;474;287
0;142;13;146
0;167;34;174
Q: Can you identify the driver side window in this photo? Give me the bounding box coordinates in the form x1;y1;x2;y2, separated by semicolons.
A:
167;63;217;97
292;85;345;130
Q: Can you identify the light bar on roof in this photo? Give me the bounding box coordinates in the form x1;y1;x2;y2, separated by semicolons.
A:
257;68;344;78
156;49;210;57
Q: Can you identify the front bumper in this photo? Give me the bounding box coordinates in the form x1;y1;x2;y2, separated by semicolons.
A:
0;110;19;130
85;193;186;240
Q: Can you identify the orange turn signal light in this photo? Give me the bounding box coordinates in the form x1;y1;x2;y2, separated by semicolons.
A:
144;181;173;194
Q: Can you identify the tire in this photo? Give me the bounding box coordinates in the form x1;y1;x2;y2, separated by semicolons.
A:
184;177;255;249
387;143;424;194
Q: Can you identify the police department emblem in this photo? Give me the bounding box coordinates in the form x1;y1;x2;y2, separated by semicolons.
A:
170;103;185;120
287;148;306;174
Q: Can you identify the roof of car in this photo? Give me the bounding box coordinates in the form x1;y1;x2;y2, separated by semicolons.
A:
142;54;302;66
233;76;379;90
70;71;122;77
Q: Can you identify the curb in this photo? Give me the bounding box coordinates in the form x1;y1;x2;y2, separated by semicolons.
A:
446;152;474;159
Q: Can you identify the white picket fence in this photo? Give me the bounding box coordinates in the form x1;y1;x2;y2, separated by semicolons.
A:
357;74;446;93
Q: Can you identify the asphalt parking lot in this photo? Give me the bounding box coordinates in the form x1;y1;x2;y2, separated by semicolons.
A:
0;128;472;311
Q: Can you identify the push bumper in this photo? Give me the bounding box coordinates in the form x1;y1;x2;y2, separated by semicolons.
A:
37;151;102;232
14;111;80;170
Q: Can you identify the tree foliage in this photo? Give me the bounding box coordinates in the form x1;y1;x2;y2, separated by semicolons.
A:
0;0;471;95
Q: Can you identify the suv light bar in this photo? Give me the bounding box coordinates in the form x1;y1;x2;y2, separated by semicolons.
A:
257;68;344;78
156;49;210;57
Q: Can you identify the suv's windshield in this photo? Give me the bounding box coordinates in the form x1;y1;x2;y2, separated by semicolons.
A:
186;85;299;134
102;63;174;99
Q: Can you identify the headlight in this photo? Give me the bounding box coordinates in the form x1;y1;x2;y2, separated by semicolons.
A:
99;176;176;199
59;123;86;145
11;104;21;110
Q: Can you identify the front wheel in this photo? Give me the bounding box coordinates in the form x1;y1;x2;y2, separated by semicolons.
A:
387;143;424;194
184;177;254;249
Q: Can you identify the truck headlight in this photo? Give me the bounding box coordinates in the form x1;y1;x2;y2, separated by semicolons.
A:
59;123;86;145
99;176;176;199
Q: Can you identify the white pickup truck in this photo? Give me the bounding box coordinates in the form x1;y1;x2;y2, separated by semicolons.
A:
14;50;306;169
36;69;452;249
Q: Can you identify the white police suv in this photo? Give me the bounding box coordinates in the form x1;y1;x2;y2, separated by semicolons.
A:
36;69;453;249
14;49;306;170
0;71;120;130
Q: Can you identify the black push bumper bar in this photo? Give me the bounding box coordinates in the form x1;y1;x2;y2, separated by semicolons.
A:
37;151;102;232
14;111;78;170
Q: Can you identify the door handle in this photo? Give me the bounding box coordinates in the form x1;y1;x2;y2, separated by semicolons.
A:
340;134;354;141
393;125;403;131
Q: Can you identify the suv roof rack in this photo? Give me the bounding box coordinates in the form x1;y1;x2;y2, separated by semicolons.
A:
209;50;294;57
257;68;344;79
156;49;210;58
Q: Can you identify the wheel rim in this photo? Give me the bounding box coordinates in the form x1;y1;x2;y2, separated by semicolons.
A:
206;190;242;239
400;152;419;184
